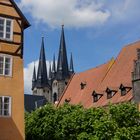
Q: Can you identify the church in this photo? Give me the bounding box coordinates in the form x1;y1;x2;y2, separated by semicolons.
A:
31;25;74;104
29;24;140;110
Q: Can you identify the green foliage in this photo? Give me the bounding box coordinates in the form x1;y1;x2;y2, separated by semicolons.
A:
25;103;140;140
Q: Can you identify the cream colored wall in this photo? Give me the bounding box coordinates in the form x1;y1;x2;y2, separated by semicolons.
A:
0;0;25;140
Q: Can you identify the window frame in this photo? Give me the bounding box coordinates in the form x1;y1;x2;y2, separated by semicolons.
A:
106;88;117;99
0;96;12;117
0;17;13;41
92;91;103;102
0;54;13;77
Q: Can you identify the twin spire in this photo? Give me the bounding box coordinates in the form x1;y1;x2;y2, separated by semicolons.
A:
32;26;74;89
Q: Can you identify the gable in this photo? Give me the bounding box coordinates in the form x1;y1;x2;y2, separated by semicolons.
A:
0;0;30;29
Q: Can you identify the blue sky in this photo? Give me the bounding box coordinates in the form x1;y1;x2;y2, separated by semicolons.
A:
16;0;140;93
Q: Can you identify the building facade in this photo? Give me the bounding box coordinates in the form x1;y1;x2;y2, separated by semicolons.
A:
0;0;30;139
32;26;74;103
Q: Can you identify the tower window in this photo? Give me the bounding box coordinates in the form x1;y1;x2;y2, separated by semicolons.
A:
106;87;117;99
0;96;11;117
92;91;103;102
0;54;12;76
0;17;13;40
53;93;57;103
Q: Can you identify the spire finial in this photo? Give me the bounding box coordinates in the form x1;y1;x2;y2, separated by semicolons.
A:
62;24;64;28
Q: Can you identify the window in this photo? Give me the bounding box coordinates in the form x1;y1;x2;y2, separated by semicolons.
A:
106;87;117;99
80;82;86;90
65;98;71;103
0;96;11;117
119;84;132;96
0;55;12;76
53;93;57;103
0;17;13;40
92;91;103;102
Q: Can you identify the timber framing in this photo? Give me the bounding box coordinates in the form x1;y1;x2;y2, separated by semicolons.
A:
0;39;21;45
0;2;12;7
0;13;22;20
0;50;21;57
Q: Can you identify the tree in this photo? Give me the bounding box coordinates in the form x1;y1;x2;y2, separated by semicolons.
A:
25;103;140;140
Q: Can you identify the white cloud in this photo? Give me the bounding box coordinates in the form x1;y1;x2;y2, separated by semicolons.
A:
24;60;50;94
18;0;140;28
19;0;110;28
103;0;140;23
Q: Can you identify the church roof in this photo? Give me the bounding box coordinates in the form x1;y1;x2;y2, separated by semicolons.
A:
58;41;140;108
36;38;49;88
69;53;74;73
56;25;69;80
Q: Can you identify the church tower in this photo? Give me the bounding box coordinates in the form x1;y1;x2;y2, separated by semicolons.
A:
51;25;71;103
32;25;74;103
132;49;140;103
32;38;51;102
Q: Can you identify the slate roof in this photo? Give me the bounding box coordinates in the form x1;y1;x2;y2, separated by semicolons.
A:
24;94;47;112
56;25;70;80
36;38;50;88
58;41;140;108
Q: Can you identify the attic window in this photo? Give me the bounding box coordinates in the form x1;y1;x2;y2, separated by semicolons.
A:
92;91;102;102
119;84;132;96
65;98;71;103
80;82;86;90
106;87;117;99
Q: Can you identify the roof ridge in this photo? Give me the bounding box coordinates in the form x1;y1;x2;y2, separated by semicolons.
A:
77;58;115;75
57;73;75;106
123;40;140;49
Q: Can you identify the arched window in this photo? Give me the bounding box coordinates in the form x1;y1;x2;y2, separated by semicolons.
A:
53;93;57;103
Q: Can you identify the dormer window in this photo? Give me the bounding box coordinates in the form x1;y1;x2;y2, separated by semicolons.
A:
119;84;132;96
65;98;71;103
0;17;13;41
92;91;103;102
80;82;86;90
106;87;117;99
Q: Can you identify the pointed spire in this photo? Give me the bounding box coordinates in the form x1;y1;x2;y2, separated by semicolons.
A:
36;37;49;88
48;62;52;80
69;53;74;74
57;25;69;80
32;63;37;90
52;54;56;73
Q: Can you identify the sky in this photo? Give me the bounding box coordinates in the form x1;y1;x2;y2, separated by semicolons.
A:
15;0;140;94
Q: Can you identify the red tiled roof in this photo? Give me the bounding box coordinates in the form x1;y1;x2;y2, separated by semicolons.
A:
58;41;140;108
